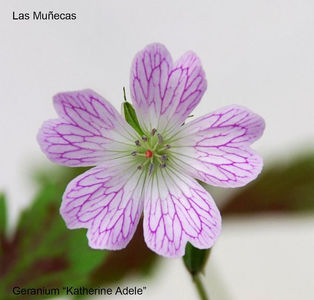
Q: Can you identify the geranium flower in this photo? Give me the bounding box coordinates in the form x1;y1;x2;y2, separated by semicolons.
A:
37;43;264;258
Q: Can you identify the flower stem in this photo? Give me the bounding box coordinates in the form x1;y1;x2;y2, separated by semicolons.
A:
192;273;209;300
183;243;211;299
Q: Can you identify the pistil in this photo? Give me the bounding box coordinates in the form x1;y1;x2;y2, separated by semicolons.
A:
145;150;153;158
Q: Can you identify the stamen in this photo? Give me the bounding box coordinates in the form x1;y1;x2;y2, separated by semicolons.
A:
151;128;157;136
157;133;163;144
142;136;148;142
160;163;167;168
149;163;154;175
135;140;141;146
131;151;137;156
152;142;159;151
161;154;167;161
142;159;150;167
160;144;171;151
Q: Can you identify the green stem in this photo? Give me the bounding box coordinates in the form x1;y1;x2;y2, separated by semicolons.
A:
192;274;209;300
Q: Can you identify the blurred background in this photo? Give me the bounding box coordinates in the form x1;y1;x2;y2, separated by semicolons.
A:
0;0;313;299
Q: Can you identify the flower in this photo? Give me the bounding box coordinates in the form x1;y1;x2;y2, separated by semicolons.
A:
37;43;265;258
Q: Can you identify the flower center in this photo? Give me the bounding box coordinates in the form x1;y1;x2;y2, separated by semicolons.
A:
130;128;171;175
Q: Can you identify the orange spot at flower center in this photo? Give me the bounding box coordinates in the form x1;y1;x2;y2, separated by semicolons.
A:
145;150;153;158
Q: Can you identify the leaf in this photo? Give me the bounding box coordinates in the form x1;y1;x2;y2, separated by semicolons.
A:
221;153;314;214
122;101;145;136
0;193;6;236
183;243;211;276
0;193;7;263
0;168;107;299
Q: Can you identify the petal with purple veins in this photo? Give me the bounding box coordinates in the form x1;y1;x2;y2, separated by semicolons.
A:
130;43;207;134
60;161;145;250
37;89;137;167
143;168;221;258
170;105;265;187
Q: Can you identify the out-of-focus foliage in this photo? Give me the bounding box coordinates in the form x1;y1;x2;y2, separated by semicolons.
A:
0;194;7;260
222;153;314;214
0;167;158;299
0;168;105;299
89;223;157;286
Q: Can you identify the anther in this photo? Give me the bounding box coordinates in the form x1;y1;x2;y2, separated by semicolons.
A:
137;165;142;170
142;136;148;142
149;163;154;175
131;151;137;156
161;154;167;161
165;144;171;149
160;163;167;168
151;128;157;136
135;140;141;146
157;133;163;144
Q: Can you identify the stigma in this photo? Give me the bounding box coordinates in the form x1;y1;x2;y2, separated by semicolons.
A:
145;150;153;158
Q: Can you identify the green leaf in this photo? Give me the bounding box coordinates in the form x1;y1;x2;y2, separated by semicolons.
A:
0;167;107;299
0;193;7;261
0;193;6;235
122;101;145;136
183;242;211;276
